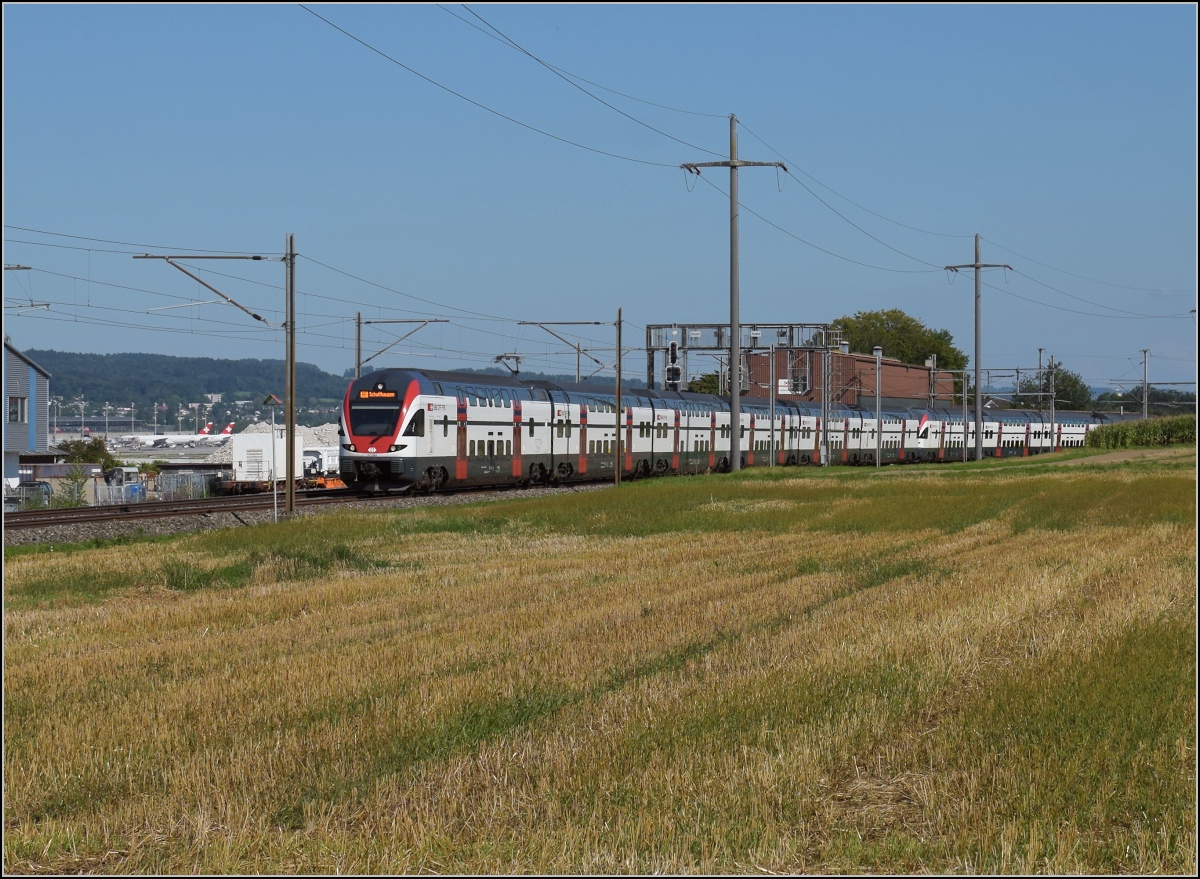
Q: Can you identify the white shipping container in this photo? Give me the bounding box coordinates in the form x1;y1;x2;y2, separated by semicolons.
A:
231;431;305;484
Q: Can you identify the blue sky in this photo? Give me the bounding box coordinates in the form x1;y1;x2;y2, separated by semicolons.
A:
4;3;1196;394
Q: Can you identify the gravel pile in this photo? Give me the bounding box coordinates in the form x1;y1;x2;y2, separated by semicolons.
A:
3;484;610;548
203;423;341;464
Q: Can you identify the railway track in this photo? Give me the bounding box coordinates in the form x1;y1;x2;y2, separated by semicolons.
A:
2;489;397;530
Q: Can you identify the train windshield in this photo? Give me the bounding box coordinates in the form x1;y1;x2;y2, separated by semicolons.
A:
349;402;403;437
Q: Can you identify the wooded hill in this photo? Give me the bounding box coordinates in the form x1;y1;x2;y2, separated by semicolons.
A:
27;351;645;431
28;350;351;429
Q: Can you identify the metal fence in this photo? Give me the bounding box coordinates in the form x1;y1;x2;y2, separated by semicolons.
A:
100;484;150;505
157;471;224;501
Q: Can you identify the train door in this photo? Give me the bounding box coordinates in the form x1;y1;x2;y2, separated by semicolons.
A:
512;399;524;479
672;408;681;474
455;396;468;481
551;402;579;481
522;399;554;484
709;410;718;471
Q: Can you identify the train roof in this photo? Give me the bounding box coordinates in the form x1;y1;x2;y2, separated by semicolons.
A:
351;369;1123;426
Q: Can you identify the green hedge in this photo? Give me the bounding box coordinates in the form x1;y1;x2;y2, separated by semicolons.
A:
1087;414;1196;449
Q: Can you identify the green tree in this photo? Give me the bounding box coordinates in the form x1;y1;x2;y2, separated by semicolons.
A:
57;437;124;472
687;373;720;395
55;463;89;508
1012;361;1093;411
831;310;968;371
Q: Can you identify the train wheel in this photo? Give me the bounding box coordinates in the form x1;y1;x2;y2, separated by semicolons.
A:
556;462;573;481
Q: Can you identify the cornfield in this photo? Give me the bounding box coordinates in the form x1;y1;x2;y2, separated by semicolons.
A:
1087;413;1196;449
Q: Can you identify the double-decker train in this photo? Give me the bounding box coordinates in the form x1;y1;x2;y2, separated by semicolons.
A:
338;368;1135;493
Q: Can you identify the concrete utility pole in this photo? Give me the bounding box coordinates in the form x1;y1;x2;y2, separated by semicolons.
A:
1038;348;1044;412
768;344;776;467
285;233;296;517
614;308;622;486
945;234;1011;461
1049;358;1057;451
820;344;830;466
961;370;968;463
1141;349;1150;420
683;114;786;472
873;347;882;468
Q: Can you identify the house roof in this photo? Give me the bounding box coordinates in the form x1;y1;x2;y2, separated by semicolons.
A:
4;342;52;379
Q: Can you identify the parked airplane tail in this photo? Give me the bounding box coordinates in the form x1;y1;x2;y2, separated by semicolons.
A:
220;422;235;435
198;422;213;435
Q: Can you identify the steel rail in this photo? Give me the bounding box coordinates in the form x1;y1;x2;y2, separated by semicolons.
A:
2;489;381;530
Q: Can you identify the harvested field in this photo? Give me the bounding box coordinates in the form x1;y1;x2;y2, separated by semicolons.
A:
3;457;1195;874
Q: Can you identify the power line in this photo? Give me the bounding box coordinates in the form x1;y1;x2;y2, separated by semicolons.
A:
458;5;726;158
1008;267;1194;318
982;236;1194;294
692;173;941;274
737;118;974;240
979;277;1192;320
438;4;726;119
5;237;144;256
299;5;678;168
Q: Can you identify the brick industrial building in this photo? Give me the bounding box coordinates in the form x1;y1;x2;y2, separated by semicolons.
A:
738;347;958;410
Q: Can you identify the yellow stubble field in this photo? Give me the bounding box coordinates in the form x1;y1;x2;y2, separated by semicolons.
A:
3;455;1195;873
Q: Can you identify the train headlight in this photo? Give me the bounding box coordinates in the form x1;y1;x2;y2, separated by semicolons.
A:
341;443;354;451
389;443;407;452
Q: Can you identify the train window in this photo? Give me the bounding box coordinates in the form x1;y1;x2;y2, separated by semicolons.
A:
566;420;573;438
487;440;495;457
506;440;512;456
349;402;402;437
557;421;564;438
402;409;425;437
469;439;476;457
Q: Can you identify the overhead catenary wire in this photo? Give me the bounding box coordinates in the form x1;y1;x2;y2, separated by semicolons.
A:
17;255;621;361
4;224;277;256
8;257;634;380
